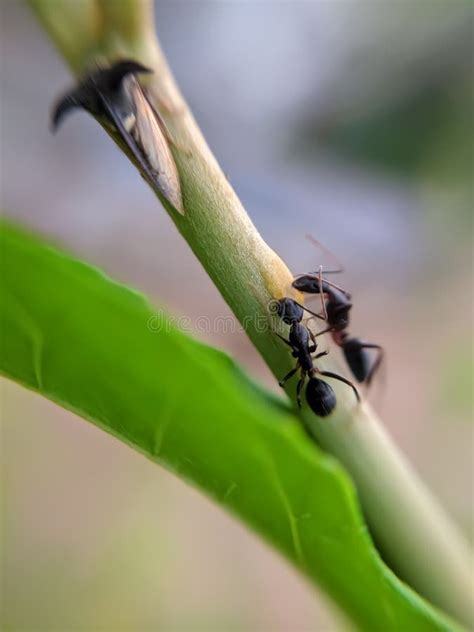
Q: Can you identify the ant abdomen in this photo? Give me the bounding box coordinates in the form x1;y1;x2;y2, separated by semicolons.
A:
342;337;370;383
306;378;336;417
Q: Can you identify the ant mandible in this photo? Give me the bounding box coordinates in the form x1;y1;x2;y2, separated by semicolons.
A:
292;264;384;387
275;297;360;417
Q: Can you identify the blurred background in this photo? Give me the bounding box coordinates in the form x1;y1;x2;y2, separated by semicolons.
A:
1;1;472;630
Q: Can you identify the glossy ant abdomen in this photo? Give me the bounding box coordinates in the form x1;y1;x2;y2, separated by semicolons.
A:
305;378;337;418
340;335;384;386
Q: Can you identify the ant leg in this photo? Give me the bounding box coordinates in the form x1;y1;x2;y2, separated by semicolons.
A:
317;265;328;320
279;365;299;387
306;316;326;335
316;326;334;337
361;344;384;387
296;375;305;408
275;333;292;347
308;328;318;353
315;350;329;360
317;369;360;403
290;299;325;321
308;331;330;358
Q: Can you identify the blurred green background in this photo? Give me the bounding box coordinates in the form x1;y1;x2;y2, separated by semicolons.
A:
1;1;472;630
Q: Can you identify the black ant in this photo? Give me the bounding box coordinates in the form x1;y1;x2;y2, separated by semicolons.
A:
274;297;360;417
292;269;383;386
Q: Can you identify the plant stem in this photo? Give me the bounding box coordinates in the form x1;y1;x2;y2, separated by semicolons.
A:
28;0;474;625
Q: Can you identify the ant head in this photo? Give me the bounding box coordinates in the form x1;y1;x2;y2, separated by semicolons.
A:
276;298;304;325
292;275;322;294
306;378;336;417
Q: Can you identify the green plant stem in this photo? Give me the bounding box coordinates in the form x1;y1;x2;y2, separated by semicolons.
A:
28;0;474;625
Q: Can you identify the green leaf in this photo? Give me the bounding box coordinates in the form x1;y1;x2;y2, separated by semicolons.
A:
0;221;460;632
